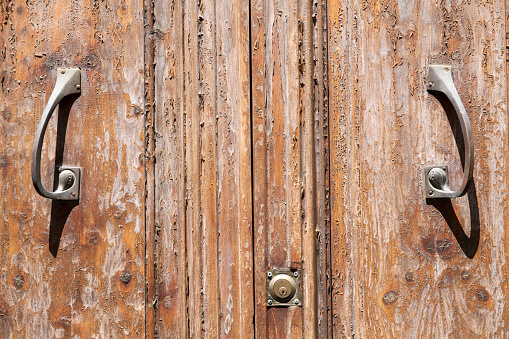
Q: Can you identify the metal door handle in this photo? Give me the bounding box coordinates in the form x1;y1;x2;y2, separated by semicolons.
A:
31;68;82;201
424;65;474;198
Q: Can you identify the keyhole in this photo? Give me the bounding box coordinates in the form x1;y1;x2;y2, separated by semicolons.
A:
279;287;287;297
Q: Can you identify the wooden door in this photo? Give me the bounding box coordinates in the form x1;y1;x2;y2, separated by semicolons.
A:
329;0;509;337
0;0;147;337
3;0;507;338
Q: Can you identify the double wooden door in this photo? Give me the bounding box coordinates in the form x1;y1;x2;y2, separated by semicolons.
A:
0;0;507;338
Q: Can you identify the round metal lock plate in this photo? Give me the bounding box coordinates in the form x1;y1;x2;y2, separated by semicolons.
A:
268;274;296;303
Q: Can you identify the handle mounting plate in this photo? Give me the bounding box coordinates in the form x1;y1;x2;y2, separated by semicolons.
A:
424;165;452;198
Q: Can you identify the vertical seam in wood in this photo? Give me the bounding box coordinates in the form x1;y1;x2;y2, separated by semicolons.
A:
301;0;318;334
182;0;190;335
322;0;333;335
144;0;156;336
348;5;356;336
213;0;221;332
249;0;256;332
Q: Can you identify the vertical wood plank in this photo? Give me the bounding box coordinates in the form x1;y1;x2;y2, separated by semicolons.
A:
215;0;254;336
0;0;146;337
201;0;220;334
314;0;332;335
184;0;202;334
152;0;188;336
300;0;318;334
328;0;358;335
251;0;269;333
144;0;156;336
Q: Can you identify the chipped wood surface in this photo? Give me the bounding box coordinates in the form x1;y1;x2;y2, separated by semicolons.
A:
5;0;506;337
251;0;329;336
329;0;509;337
153;0;254;336
0;0;146;338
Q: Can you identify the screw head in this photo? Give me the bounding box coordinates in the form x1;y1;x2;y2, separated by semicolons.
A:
428;82;434;88
60;70;66;74
294;299;300;305
267;272;272;279
75;84;81;90
428;190;433;196
267;299;273;305
71;192;77;198
293;271;298;277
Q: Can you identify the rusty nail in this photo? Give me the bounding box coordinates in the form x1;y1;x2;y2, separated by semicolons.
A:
13;275;24;288
119;271;131;284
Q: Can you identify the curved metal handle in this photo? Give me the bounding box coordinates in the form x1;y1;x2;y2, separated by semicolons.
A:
424;65;474;199
31;68;82;201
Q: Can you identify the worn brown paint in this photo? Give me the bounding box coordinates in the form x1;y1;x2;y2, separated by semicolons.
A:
0;0;146;338
5;0;506;337
329;0;509;337
153;0;254;336
251;0;329;336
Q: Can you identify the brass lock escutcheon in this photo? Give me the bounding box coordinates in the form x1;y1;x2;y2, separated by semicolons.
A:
266;268;301;307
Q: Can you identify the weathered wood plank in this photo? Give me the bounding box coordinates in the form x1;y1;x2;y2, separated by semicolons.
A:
251;0;269;334
183;0;202;335
329;0;508;337
328;0;358;336
144;0;156;336
0;0;146;337
215;0;254;336
154;0;254;336
152;0;189;336
313;0;332;336
201;0;221;335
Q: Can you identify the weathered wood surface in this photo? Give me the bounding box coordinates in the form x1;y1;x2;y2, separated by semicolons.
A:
0;0;146;338
153;0;254;336
329;0;508;337
251;0;330;336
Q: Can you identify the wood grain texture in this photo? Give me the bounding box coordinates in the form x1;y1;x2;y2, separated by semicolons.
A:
329;0;508;337
153;0;254;336
152;0;187;336
0;0;146;337
251;0;329;335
